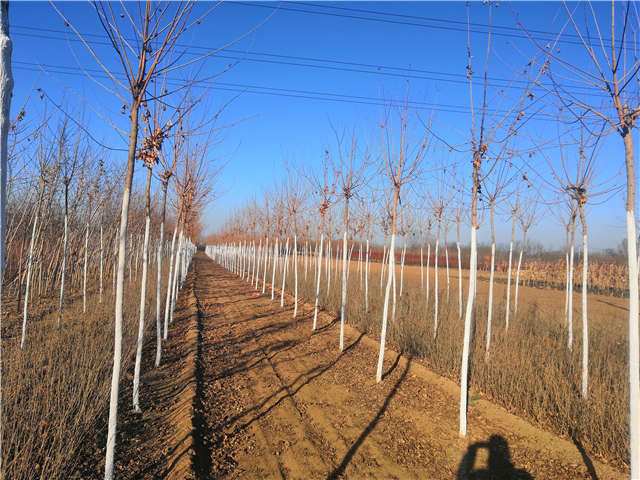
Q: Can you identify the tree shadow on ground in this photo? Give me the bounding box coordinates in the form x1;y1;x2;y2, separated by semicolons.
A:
327;354;410;480
457;434;532;480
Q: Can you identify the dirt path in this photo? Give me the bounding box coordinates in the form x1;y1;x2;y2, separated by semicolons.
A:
89;252;626;479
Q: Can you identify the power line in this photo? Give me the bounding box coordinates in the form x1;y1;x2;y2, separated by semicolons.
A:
12;26;607;98
230;1;632;53
14;60;584;123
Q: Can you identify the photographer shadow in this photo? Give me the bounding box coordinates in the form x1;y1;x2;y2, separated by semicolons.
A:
457;434;533;480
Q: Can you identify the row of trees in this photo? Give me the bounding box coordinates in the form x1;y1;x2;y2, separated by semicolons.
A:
211;2;640;472
0;1;234;477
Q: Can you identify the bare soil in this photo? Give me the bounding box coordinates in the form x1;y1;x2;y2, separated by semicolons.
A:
75;252;626;479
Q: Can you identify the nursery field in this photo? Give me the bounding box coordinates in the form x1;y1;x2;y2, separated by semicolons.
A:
73;252;627;479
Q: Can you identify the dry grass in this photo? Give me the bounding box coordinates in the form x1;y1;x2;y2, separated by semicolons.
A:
273;256;629;471
2;269;163;480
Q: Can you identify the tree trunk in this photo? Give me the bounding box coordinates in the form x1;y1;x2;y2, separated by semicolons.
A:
262;237;268;294
133;165;153;411
376;186;399;383
365;238;369;310
280;237;289;308
459;157;480;437
485;200;496;360
57;185;69;329
105;98;140;480
426;229;431;307
0;3;12;472
313;233;324;330
513;229;527;323
505;211;516;330
271;238;278;300
21;187;42;349
293;233;298;317
155;182;167;367
163;222;178;340
340;197;349;350
579;205;589;399
457;239;462;319
568;218;576;350
625;130;640;477
434;221;441;339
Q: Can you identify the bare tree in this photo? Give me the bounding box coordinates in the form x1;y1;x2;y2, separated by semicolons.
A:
375;98;430;383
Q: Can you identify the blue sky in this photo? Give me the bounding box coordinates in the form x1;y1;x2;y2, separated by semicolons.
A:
8;2;635;251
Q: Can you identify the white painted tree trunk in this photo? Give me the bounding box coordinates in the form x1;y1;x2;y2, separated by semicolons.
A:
625;209;640;479
513;232;527;323
434;237;440;338
376;230;396;383
0;3;12;472
485;242;495;359
380;241;386;288
445;243;450;300
505;240;514;330
358;241;363;287
568;238;575;350
564;249;569;327
391;247;397;322
340;229;347;351
133;214;151;411
313;233;324;330
155;222;164;367
112;234;117;293
169;233;183;324
420;245;424;289
326;242;331;294
105;102;139;480
293;234;298;318
399;239;406;297
457;241;462;319
163;224;178;340
426;241;431;307
262;237;268;294
459;226;477;437
271;238;278;300
364;239;369;310
280;238;289;308
21;209;38;349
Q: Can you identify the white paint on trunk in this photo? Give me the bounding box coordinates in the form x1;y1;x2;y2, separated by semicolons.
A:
313;234;324;330
155;222;164;367
459;226;477;437
626;210;640;479
485;242;495;359
163;225;178;340
0;3;12;471
340;229;347;350
457;241;462;319
21;210;38;349
505;240;514;330
133;215;151;412
581;231;588;399
293;234;298;318
280;238;289;308
376;231;396;383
